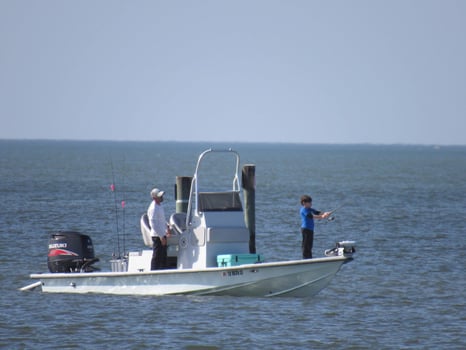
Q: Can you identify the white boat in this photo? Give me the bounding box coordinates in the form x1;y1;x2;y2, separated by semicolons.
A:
22;149;356;297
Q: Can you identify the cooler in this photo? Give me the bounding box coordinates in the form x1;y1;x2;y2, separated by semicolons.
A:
217;253;263;267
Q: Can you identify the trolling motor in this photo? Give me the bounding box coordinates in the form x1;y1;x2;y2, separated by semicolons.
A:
325;241;356;258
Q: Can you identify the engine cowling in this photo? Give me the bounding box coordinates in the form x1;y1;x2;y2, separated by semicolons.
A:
47;231;98;273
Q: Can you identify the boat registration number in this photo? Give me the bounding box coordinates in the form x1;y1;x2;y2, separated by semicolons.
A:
222;270;243;277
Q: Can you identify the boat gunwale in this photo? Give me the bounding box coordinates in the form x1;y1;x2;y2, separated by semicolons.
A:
30;255;350;279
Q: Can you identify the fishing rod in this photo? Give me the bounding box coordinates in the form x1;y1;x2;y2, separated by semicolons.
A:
325;204;344;222
110;158;121;259
121;173;126;257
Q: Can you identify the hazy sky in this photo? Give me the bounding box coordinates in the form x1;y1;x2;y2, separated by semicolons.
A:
1;1;465;145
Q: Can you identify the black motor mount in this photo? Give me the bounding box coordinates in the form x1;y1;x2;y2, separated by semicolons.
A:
47;231;99;273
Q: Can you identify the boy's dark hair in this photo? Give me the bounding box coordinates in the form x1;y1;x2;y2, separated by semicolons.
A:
300;195;312;205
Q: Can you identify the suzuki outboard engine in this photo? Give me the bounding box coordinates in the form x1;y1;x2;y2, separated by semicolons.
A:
47;231;99;273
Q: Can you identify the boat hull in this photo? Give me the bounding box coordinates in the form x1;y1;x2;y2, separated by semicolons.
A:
30;256;350;298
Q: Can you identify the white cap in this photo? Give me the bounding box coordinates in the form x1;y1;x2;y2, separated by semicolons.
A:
150;188;165;198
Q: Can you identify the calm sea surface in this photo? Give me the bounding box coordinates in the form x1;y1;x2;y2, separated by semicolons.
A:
0;140;465;349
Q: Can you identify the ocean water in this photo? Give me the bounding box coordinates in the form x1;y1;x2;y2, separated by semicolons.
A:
0;140;465;349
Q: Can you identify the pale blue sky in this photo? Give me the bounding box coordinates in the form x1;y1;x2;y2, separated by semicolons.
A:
1;1;465;145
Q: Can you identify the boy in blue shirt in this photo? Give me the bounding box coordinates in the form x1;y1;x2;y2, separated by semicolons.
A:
300;195;330;259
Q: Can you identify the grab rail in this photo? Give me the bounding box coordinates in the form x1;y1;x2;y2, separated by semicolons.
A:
186;149;241;226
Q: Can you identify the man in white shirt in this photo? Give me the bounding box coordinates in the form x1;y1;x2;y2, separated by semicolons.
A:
147;188;169;270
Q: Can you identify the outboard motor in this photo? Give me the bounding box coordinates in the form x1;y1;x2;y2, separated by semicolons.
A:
47;231;99;273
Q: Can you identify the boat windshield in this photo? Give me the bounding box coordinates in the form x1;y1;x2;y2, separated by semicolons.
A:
198;191;243;212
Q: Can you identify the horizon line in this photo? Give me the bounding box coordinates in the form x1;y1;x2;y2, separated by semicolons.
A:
0;137;464;147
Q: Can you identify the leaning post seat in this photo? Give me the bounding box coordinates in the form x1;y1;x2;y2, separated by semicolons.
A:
140;214;153;247
169;212;187;234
